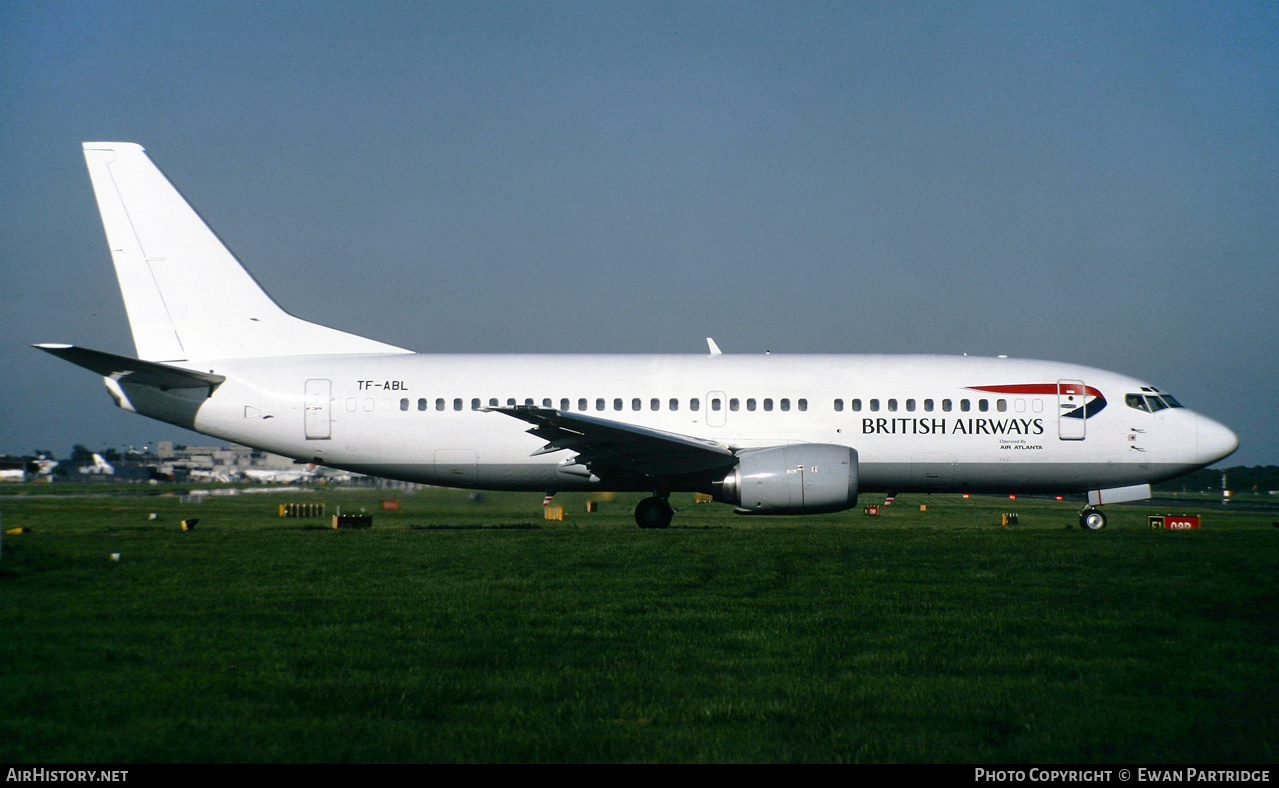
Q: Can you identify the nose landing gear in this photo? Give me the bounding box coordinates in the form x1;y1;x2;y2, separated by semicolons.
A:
1079;507;1108;531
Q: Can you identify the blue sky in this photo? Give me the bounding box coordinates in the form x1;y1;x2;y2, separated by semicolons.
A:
2;1;1276;466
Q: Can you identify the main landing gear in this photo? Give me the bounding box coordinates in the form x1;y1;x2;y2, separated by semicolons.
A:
635;496;674;529
1079;506;1108;531
633;478;675;529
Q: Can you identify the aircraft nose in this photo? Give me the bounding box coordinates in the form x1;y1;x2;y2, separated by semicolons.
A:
1196;414;1239;466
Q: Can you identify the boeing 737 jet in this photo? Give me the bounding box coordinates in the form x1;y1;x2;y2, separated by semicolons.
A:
38;143;1238;529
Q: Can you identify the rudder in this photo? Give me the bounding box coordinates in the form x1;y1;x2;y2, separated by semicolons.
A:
81;142;409;362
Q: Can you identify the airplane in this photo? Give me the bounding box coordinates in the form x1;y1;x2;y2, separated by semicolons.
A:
37;142;1239;530
32;456;59;477
240;465;321;484
186;468;236;484
78;452;115;475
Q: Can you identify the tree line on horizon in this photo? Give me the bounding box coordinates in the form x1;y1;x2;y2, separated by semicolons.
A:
1154;465;1279;494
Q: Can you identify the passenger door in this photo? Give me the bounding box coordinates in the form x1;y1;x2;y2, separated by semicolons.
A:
1057;380;1086;441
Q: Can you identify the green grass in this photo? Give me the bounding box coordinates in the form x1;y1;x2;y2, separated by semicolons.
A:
1;487;1276;763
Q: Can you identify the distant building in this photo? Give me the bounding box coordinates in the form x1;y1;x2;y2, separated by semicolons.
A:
0;458;27;482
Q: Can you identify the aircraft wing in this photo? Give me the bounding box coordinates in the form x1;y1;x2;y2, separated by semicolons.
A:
490;406;737;478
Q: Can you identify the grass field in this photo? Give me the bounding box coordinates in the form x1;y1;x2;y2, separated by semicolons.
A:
1;486;1276;763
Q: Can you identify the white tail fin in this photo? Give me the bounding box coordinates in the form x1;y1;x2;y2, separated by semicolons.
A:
81;142;410;362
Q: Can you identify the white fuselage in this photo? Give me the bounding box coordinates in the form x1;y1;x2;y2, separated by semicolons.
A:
176;351;1236;495
50;143;1242;526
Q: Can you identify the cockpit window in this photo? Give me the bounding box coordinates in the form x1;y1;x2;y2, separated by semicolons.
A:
1150;387;1185;408
1127;391;1186;412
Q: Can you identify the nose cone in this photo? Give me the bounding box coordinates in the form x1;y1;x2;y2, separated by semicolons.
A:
1196;414;1239;466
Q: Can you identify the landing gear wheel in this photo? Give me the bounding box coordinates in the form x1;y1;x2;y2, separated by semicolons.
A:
1080;509;1108;531
635;496;674;529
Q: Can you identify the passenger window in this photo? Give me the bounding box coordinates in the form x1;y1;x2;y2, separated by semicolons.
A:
453;398;463;411
747;398;757;411
669;398;679;411
924;399;933;412
979;399;989;412
595;398;605;411
489;398;499;407
435;398;445;412
997;399;1007;412
942;399;952;412
578;398;588;411
417;398;427;411
400;398;409;411
834;399;844;412
507;398;516;407
780;398;791;412
906;399;915;412
560;398;570;410
364;398;375;412
690;398;700;412
870;399;880;412
542;398;552;407
1015;398;1026;413
887;399;898;412
613;398;623;411
851;399;862;412
711;398;722;411
798;399;807;412
1032;399;1043;413
763;398;773;412
960;399;971;412
651;398;660;411
471;398;481;411
730;398;740;411
632;398;642;411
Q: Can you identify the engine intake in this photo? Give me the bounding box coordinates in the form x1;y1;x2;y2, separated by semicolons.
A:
714;444;858;514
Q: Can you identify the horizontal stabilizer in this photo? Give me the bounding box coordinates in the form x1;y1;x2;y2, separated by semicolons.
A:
34;344;225;390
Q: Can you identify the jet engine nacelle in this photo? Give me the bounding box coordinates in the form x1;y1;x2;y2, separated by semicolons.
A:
714;444;858;514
